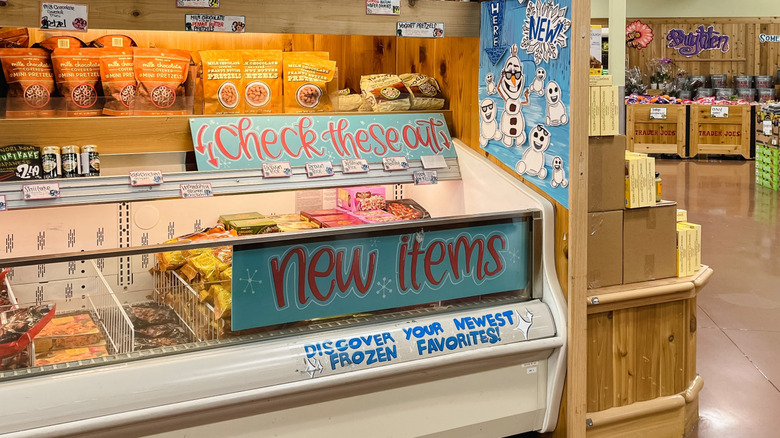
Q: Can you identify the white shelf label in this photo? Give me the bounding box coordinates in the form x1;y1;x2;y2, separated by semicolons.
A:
764;120;773;136
649;107;667;120
185;14;245;32
129;170;164;186
40;3;89;32
383;156;409;171
177;0;220;8
710;106;729;118
305;161;335;178
22;183;60;200
262;162;292;178
342;158;370;174
413;170;438;185
421;154;447;169
180;183;213;199
0;195;6;212
366;0;400;15
397;21;444;38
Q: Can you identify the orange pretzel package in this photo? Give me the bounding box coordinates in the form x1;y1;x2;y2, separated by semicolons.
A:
200;50;243;115
99;48;135;116
283;52;336;113
0;48;59;118
133;48;191;116
242;50;282;114
51;48;103;117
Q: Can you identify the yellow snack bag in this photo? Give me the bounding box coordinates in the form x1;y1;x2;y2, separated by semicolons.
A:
242;50;282;113
283;52;336;113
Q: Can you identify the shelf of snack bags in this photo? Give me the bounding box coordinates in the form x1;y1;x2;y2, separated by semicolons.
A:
625;95;688;157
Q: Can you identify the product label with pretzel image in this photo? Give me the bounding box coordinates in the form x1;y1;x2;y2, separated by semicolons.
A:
185;14;245;33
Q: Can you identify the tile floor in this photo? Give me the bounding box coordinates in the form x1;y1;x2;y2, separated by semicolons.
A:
656;158;780;438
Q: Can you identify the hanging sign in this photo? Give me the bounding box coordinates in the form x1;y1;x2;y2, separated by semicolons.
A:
232;219;530;330
40;3;88;32
667;25;730;57
626;20;654;50
366;0;400;16
759;34;780;43
190;113;454;171
396;22;444;38
483;1;508;65
185;14;245;32
177;0;220;8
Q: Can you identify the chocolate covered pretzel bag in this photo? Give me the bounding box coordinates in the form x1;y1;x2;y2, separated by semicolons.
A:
99;48;135;116
51;47;103;117
0;48;59;118
133;48;191;116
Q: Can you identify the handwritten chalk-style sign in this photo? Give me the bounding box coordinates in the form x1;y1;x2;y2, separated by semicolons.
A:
710;106;729;118
40;3;89;32
650;107;667;120
667;25;730;57
22;183;60;200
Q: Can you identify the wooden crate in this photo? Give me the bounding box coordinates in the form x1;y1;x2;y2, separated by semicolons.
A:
689;104;753;158
627;104;688;157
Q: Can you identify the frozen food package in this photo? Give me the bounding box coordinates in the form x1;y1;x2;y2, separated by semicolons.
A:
89;34;137;48
133;48;192;116
242;50;283;113
34;313;106;353
125;302;178;328
0;48;59;118
385;199;431;220
400;73;445;110
360;74;411;112
283;52;336;113
35;346;108;366
211;285;232;319
200;50;244;115
51;47;103;117
99;48;136;116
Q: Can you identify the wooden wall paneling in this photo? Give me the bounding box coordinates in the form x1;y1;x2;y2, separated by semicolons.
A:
314;35;348;89
685;297;698;385
612;308;636;408
587;312;614;413
657;301;686;396
342;35;397;92
396;38;438;77
634;305;660;402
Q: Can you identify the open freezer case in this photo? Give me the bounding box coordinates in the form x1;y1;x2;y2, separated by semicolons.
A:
0;114;566;437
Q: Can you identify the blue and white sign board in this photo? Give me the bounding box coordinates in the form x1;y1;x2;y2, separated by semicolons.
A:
479;0;572;208
232;220;530;330
190;113;455;171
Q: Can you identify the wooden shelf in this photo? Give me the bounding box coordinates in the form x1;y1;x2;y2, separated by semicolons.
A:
0;110;454;155
586;265;713;314
0;0;480;37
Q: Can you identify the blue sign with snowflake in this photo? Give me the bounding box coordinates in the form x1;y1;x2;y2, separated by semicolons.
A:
190;113;455;171
231;220;530;330
479;0;572;208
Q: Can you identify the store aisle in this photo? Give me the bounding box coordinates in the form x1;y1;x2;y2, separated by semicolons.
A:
656;158;780;438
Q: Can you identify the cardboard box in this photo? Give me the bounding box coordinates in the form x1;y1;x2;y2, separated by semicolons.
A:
230;218;279;235
589;75;613;87
219;212;264;230
625;152;656;208
676;223;691;277
588;210;623;288
337;186;386;212
623;202;677;283
680;222;702;270
590;86;602;136
601;86;620;136
676;209;688;222
588;136;626;212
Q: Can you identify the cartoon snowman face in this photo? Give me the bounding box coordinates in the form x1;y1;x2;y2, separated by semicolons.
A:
536;68;546;81
480;98;497;122
502;57;524;93
530;125;551;152
546;81;562;104
553;156;563;169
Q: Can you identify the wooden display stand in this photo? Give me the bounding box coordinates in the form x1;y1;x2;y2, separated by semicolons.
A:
689;104;752;158
626;104;688;158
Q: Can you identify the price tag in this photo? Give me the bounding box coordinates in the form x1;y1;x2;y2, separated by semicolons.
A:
383;156;409;171
710;106;729;118
649;107;667;120
397;22;444;38
0;195;6;212
305;161;335;178
262;162;292;178
366;0;400;15
22;183;60;200
413;170;438;185
420;155;447;169
342;158;369;174
40;3;89;32
177;0;220;8
185;14;245;33
764;120;773;136
129;170;164;186
180;183;213;199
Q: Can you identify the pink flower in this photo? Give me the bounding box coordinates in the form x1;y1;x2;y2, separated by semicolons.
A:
626;20;654;50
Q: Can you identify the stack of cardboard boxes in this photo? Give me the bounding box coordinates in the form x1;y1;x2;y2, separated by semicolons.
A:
589;75;621;137
755;110;780;190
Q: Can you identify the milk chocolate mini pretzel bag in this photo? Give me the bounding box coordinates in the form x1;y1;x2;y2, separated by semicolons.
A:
400;73;444;110
100;48;135;116
51;47;103;117
0;48;59;118
360;74;412;112
242;50;282;114
133;48;191;116
34;36;86;51
283;52;336;113
90;35;137;48
200;50;243;115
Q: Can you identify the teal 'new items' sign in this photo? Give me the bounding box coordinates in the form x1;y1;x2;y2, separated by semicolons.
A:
232;219;530;330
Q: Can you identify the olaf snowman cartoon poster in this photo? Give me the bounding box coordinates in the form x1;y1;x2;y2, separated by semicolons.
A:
479;0;572;208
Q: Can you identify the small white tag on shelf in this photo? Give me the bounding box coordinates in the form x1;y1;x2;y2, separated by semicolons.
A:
129;170;164;186
305;161;335;178
649;107;667;120
366;0;400;15
526;366;538;374
0;195;6;212
22;182;60;200
341;158;369;174
185;14;245;32
177;0;220;8
383;156;409;171
710;106;729;118
413;170;438;185
40;3;89;32
397;21;444;38
262;162;292;178
420;154;447;169
764;120;773;136
180;183;213;199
